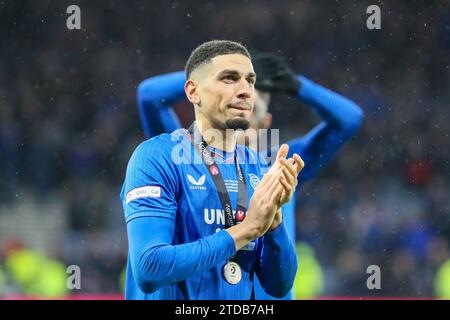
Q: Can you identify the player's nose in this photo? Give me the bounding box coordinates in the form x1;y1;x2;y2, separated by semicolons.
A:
236;78;253;99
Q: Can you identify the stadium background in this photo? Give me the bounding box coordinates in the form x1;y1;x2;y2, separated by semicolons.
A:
0;0;449;299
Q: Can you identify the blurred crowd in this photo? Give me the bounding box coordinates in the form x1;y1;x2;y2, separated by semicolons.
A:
0;1;449;297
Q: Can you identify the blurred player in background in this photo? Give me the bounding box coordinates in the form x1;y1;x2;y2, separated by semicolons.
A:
136;48;364;299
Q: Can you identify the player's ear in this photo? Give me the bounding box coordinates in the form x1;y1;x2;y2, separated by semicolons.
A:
185;79;201;105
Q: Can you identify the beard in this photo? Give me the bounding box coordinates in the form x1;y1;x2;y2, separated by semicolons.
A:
225;118;250;131
209;114;250;131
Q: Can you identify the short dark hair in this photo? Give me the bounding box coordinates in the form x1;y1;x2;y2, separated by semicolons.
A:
185;40;251;79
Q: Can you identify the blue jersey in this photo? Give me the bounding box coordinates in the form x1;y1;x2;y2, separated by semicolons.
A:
121;128;297;299
135;71;363;300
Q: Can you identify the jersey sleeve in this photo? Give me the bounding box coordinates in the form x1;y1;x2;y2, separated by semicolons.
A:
120;136;179;223
137;71;186;138
285;75;363;183
255;219;298;298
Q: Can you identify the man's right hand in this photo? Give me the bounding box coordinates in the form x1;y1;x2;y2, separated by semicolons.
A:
226;170;284;251
226;144;302;251
244;169;286;237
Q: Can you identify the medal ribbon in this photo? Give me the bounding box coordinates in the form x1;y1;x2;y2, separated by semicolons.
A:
188;122;248;228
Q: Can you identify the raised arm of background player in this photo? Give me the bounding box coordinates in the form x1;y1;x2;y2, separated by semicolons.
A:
137;63;363;183
251;51;364;182
137;71;186;138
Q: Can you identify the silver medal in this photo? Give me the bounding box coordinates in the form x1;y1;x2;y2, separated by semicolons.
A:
223;261;242;285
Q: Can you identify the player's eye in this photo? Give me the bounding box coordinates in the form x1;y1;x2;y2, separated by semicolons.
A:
222;75;237;83
247;78;256;85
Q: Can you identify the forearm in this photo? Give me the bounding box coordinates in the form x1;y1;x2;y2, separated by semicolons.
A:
297;75;363;134
138;71;186;105
257;220;297;298
137;71;186;137
284;76;364;181
128;216;235;294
